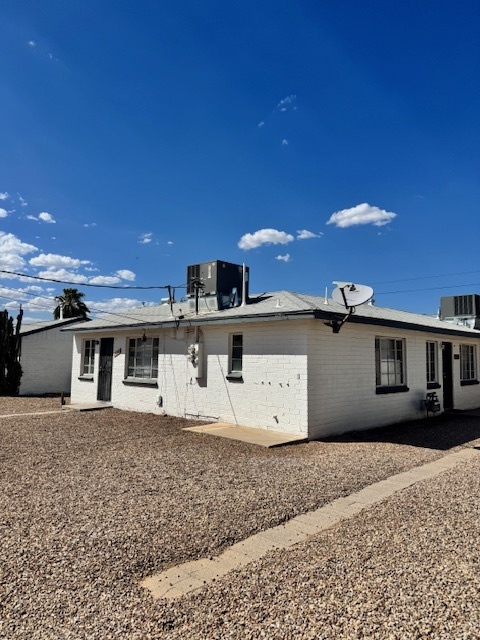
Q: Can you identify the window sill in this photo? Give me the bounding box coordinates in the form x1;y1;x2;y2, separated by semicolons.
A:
376;385;409;395
460;379;479;386
427;382;441;390
226;371;243;382
78;375;94;381
122;378;158;388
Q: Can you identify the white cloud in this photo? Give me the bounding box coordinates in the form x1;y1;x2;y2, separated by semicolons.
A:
277;95;297;111
91;298;153;314
84;266;99;272
281;139;289;146
0;285;53;315
38;212;55;223
27;211;56;223
37;269;87;284
28;40;36;47
167;240;174;245
115;269;136;281
139;232;152;244
297;229;322;240
0;208;7;218
258;121;265;128
83;222;97;228
30;253;90;269
238;228;294;250
18;194;28;207
275;254;291;263
326;203;397;228
89;275;121;285
0;192;9;200
0;232;38;274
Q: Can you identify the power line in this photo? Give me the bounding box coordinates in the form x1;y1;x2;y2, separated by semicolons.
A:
377;282;480;295
0;269;186;290
0;286;172;325
371;269;480;286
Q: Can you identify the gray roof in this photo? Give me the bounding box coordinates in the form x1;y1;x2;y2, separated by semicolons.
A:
20;317;87;336
62;291;480;339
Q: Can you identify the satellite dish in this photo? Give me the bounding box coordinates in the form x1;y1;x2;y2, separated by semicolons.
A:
331;282;374;309
326;282;374;333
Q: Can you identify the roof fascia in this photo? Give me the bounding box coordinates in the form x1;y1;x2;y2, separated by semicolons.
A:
313;309;480;339
62;308;480;340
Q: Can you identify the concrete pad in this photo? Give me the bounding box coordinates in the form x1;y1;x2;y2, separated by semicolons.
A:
140;446;480;601
183;422;307;448
65;403;113;412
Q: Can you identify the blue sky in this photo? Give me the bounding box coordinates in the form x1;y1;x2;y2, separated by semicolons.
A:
1;0;479;322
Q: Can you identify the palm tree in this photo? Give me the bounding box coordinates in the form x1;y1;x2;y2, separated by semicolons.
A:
53;288;90;320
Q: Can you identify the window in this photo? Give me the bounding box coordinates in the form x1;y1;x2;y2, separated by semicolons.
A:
426;341;439;386
460;344;476;383
375;337;407;392
82;339;95;375
127;337;159;379
227;334;243;379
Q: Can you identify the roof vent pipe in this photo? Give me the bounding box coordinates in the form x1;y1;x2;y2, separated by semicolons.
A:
241;263;247;307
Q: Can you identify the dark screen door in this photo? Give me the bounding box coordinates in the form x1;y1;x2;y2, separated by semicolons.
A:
97;338;114;401
442;342;454;410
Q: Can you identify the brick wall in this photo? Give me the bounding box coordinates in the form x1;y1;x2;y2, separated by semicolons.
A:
70;319;480;438
70;323;309;435
19;328;75;395
307;320;480;438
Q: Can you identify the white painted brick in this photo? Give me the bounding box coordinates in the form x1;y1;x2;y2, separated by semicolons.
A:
19;327;75;395
69;318;480;439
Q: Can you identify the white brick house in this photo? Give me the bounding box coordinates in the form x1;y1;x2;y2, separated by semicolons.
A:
19;318;87;396
65;290;480;439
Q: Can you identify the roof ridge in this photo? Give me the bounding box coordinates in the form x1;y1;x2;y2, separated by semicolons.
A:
277;290;317;310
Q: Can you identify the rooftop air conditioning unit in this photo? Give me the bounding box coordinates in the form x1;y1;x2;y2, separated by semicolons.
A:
186;260;249;311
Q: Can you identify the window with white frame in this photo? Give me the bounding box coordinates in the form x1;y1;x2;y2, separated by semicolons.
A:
228;334;243;376
82;339;95;375
426;341;438;385
375;337;406;388
460;344;476;382
127;337;159;379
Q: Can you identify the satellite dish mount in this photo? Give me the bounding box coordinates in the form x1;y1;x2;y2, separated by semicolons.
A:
325;282;374;333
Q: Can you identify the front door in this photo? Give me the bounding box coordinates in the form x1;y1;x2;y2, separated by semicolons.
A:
97;338;114;401
442;341;454;410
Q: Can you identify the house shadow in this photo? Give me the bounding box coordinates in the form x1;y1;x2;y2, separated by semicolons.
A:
320;410;480;451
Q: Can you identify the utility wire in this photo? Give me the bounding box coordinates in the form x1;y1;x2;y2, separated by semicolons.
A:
0;286;177;325
371;268;480;286
0;269;186;290
377;282;480;295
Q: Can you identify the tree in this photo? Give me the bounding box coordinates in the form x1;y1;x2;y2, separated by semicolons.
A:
0;307;23;396
53;288;90;320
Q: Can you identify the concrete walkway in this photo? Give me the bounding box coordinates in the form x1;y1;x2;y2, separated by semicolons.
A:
140;445;480;600
0;410;66;419
183;422;307;447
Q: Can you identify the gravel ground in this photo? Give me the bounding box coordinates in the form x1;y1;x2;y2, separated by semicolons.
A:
0;396;68;414
1;398;479;639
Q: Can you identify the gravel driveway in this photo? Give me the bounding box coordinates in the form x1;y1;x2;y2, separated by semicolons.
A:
1;398;479;639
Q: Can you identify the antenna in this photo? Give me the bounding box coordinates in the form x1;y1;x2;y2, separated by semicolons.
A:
326;282;374;333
